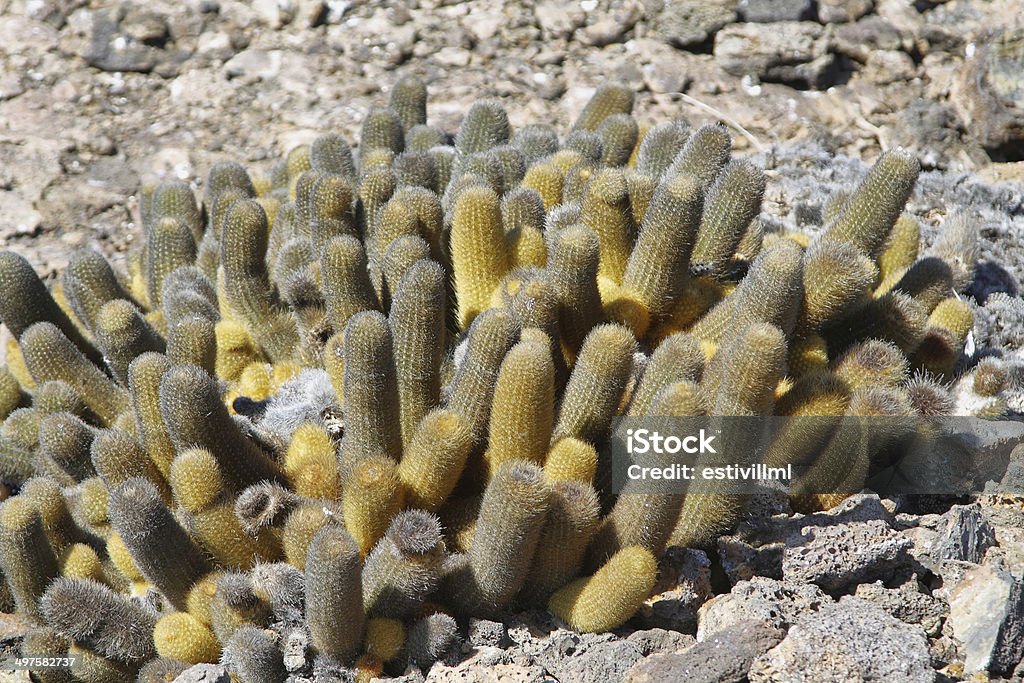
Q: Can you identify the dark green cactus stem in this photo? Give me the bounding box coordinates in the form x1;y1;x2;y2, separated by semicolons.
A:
166;314;217;375
597;114;639;167
221;198;299;361
446;308;520;442
19;322;129;426
223;626;288;683
0;250;105;367
824;147;920;260
406;123;448;154
310;174;358;249
666;123;732;188
321;235;380;335
38;412;97;483
340;311;402;472
380;235;431;313
389;75;428;132
456;100;512;155
519;480;600;604
628;332;705;416
93;299;166;385
554;324;636;444
451;460;551;614
310;133;357;178
61;249;135;337
572;83;634;133
362;510;445;617
0;435;35;487
406;612;459;668
91;427;171;501
0;497;61;621
161;266;219;326
691;160;766;276
548;224;605;356
393;151;438;191
636;119;690;179
159;364;284;489
107;477;210;611
824;291;927;355
146;217;197;309
205;160;255;206
32;380;87;418
360;107;406;163
691;238;804;347
389;259;446;447
305;525;365;663
41;577;157;664
151;180;202;242
358;166;397;237
512;124;560;166
621;172;703;319
565;130;603;165
891;256;954;313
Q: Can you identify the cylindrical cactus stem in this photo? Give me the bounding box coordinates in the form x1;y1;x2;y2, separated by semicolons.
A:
360;106;405;164
166;314;217;375
627;332;704;417
691;238;804;347
823;290;928;355
305;525;365;664
281;501;344;570
309;174;358;249
153;612;221;664
61;248;135;337
451;186;513;330
571;83;634;133
223;626;288;683
206;160;256;205
544;437;599;485
93;299;166;385
581;168;635;285
548;225;605;357
446;308;520;443
0;497;61;621
406;612;459;668
451;461;551;614
380;235;431;313
40;577;157;664
107;478;211;611
389;259;446;447
548;546;657;633
823;147;920;260
126;353;176;478
321;235;380;336
38;412;97;483
456;100;511;155
797;238;877;336
912;296;974;377
636;119;690;179
597;113;639;167
0;250;104;367
19;476;82;555
665;123;732;187
876;213;921;290
483;339;555;478
146;216;197;309
342;455;404;557
621;172;703;320
21;627;73;683
521;160;564;210
310;133;357;178
388;74;428;132
519;480;600;605
19;322;129;426
691;159;766;276
284;423;341;500
554;324;636;445
159;364;284;490
208;572;272;644
221;198;298;361
339;311;402;474
362;510;446;617
890;256;955;313
0;364;28;421
397;408;475;512
831;339;909;390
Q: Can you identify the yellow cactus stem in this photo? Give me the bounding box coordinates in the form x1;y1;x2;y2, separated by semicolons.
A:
153;612;221;664
450;185;512;330
548;546;657;633
544;437;599;485
284;423;341;500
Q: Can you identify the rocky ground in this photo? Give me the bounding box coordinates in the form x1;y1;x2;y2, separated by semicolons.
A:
2;0;1024;681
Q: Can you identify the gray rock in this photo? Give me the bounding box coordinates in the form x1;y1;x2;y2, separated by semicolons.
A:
86;9;161;73
534;0;586;39
640;547;712;632
954;29;1024;158
738;0;814;22
655;0;736;49
817;0;873;23
782;519;914;593
748;597;935;683
467;618;509;649
718;494;897;585
853;581;947;636
933;503;997;563
626;620;785;683
883;99;984;171
174;664;231;683
714;22;836;89
832;16;909;62
947;563;1024;675
626;628;695;655
697;577;832;640
540;640;642;683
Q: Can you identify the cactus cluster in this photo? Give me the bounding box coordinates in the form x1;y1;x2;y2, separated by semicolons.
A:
0;77;994;681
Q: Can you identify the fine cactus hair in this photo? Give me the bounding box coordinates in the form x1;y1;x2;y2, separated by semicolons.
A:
0;77;994;676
